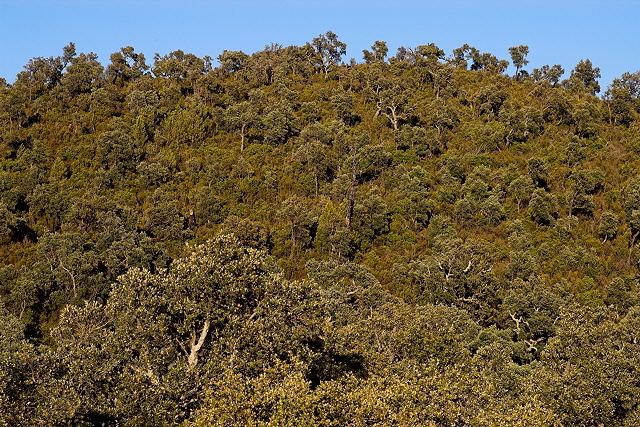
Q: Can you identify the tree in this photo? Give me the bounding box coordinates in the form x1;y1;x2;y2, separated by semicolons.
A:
225;101;258;151
220;216;271;250
6;34;640;427
452;44;508;73
106;46;148;84
248;43;285;85
152;50;212;93
472;84;508;117
598;211;619;242
532;64;564;86
294;138;331;197
158;103;210;146
451;44;476;69
568;59;602;94
0;202;18;243
396;166;434;230
415;43;446;63
351;187;390;249
0;307;43;424
624;176;640;265
364;64;413;130
331;89;359;126
217;50;249;73
534;307;640;426
362;41;388;64
142;189;186;241
314;200;354;258
36;231;105;306
60;52;104;96
46;236;290;423
17;42;76;96
610;71;640;99
279;196;315;258
262;104;297;146
312;31;346;78
508;175;535;211
96;120;143;179
605;71;640;125
508;45;529;79
529;188;556;225
527;157;549;188
282;44;317;77
341;134;391;227
567;169;603;218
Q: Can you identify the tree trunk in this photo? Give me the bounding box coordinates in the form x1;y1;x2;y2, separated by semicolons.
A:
240;124;246;152
187;318;210;369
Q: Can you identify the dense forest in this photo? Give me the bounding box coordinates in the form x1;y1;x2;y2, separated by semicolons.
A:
2;32;640;425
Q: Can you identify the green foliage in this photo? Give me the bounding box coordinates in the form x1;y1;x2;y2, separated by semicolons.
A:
568;58;602;95
1;37;639;425
508;45;529;78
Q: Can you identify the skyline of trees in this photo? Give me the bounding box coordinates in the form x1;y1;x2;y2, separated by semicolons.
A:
1;33;626;98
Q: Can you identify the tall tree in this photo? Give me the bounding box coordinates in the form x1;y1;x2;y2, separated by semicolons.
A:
508;45;529;79
312;31;347;78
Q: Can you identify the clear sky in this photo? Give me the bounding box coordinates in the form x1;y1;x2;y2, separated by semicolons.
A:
1;0;639;91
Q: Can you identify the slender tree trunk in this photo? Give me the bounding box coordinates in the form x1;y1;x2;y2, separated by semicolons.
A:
240;124;246;152
59;261;77;298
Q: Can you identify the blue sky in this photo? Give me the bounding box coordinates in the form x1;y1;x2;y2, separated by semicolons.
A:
1;1;639;90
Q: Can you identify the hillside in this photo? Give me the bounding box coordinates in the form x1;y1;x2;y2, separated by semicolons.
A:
2;33;640;425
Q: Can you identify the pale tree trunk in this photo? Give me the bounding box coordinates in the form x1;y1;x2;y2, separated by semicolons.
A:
240;123;246;152
383;105;399;130
187;318;210;369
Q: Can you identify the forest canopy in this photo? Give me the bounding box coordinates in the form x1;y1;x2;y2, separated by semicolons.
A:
2;33;640;425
